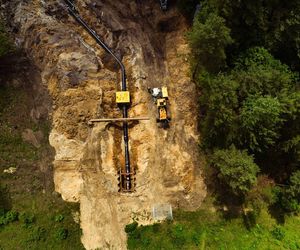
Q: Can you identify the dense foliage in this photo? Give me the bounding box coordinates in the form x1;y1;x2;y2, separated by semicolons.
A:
187;0;300;212
198;47;298;156
189;11;233;72
189;0;300;71
279;171;300;212
211;148;259;195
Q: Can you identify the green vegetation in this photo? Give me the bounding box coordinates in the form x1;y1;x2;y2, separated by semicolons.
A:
0;85;84;249
127;208;300;250
0;87;39;165
240;96;283;152
197;47;298;154
211;148;259;195
0;196;83;249
188;0;300;213
186;0;300;71
279;171;300;213
188;8;233;73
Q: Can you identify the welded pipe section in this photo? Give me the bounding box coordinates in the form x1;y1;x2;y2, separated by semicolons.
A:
64;0;132;191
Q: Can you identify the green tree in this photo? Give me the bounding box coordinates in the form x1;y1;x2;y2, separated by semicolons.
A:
280;170;300;212
199;73;239;148
239;96;283;152
233;47;297;99
211;147;260;195
280;92;300;168
198;47;298;155
196;0;300;70
189;11;233;73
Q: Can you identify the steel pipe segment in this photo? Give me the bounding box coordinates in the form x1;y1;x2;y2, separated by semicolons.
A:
64;0;132;191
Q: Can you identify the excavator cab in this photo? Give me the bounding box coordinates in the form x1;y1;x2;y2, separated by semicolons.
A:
148;86;170;127
159;0;168;11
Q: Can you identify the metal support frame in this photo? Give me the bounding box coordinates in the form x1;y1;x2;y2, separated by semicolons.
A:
89;117;149;124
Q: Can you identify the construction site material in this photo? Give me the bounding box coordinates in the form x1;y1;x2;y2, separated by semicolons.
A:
64;0;134;192
152;203;173;221
148;86;170;127
89;117;150;123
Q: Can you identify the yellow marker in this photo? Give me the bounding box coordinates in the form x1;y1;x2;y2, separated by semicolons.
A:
116;91;130;104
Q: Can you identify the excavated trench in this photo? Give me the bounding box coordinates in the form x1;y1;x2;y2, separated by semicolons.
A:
1;0;206;249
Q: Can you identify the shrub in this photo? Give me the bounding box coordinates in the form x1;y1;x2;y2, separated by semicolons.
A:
171;223;186;247
280;171;300;212
211;147;260;196
28;226;46;242
198;72;239;148
5;210;18;223
240;96;283;152
233;47;297;99
54;214;64;222
271;226;285;241
189;11;233;73
125;221;138;234
55;227;69;240
243;210;258;229
19;212;35;226
0;210;18;226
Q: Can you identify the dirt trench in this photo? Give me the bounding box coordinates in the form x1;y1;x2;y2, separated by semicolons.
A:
1;0;206;249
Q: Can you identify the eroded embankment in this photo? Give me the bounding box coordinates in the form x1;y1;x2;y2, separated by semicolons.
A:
1;0;206;249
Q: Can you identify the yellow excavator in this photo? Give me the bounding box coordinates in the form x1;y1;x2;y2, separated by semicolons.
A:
148;86;170;127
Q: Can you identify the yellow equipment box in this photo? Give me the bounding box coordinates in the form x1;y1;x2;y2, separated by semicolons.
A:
162;87;168;98
116;91;130;104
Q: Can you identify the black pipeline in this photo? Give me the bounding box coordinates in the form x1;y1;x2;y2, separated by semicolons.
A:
64;0;132;191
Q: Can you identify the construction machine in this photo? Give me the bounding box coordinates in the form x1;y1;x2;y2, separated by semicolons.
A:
148;86;170;127
159;0;168;11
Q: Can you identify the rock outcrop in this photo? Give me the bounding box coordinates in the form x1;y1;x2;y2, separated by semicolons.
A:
1;0;206;249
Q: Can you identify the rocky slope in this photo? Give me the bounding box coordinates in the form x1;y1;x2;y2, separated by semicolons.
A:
1;0;206;249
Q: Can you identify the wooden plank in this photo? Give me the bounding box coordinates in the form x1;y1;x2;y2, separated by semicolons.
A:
89;117;150;123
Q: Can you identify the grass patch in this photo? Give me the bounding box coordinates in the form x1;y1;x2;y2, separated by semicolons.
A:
127;209;300;250
0;194;83;250
0;84;84;249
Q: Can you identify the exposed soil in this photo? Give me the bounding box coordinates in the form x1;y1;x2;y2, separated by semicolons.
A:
1;0;206;249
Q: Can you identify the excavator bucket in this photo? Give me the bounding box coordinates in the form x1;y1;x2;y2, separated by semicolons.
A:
162;87;168;98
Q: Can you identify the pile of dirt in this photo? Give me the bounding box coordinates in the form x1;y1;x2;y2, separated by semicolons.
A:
1;0;206;249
